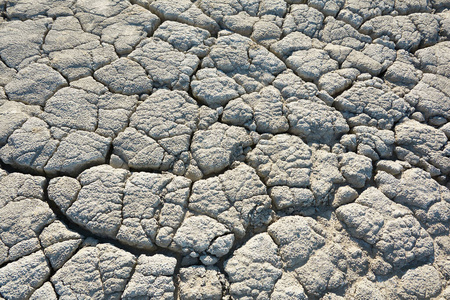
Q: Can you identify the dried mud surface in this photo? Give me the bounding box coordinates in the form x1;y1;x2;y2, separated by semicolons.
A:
1;0;450;299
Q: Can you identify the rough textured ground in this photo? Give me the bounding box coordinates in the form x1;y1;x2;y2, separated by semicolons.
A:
0;0;450;299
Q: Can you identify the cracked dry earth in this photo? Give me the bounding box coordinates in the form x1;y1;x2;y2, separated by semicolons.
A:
1;0;450;300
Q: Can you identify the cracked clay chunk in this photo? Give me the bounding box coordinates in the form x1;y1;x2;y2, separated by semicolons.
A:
376;168;444;210
52;243;136;300
43;16;118;81
43;131;111;176
73;0;130;34
202;33;286;91
341;127;395;161
5;0;74;20
149;0;219;34
112;127;166;171
286;98;349;144
117;172;191;250
96;93;139;138
415;41;450;78
178;266;227;300
282;4;324;37
398;265;442;299
0;251;51;300
129;37;200;91
247;134;312;187
405;73;450;122
196;0;259;26
191;68;245;108
0;171;46;207
129;89;198;145
270;32;313;60
0;198;55;264
191;123;253;175
64;165;129;238
310;150;346;205
5;63;67;106
122;254;176;300
271;272;308;300
336;0;394;27
98;5;161;55
0;117;60;174
50;167;192;251
268;216;325;268
294;244;348;297
39;220;83;270
286;48;339;82
42;87;98;132
339;152;373;188
395;119;450;175
345;278;385;300
337;187;434;269
29;282;58;300
0;101;41;147
0;172;54;265
320;17;372;51
93;58;152;95
114;89;199;173
335;78;412;130
376;168;450;236
224;233;282;299
341;50;383;76
154;21;211;57
0;18;51;69
173;215;232;259
318;68;360;96
222;86;289;134
360;14;440;52
189;163;272;239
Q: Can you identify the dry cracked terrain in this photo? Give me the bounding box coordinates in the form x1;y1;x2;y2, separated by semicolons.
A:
0;0;450;299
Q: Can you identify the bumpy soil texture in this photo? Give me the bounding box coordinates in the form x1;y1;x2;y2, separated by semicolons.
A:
1;0;450;299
